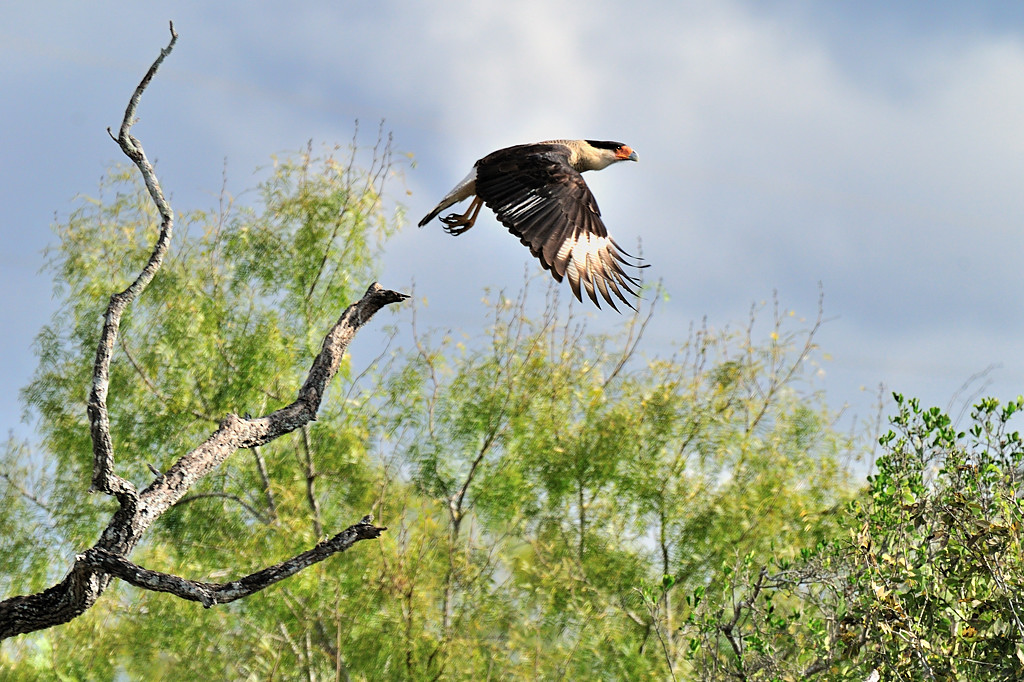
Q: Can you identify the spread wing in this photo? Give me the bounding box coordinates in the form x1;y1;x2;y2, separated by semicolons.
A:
473;143;645;310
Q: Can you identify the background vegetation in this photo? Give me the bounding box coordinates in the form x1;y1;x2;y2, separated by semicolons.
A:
1;140;1021;681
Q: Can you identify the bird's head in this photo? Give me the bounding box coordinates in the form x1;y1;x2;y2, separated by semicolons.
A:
580;140;639;170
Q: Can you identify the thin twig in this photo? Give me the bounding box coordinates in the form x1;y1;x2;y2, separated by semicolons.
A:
175;491;270;525
299;424;324;538
119;336;218;423
251;445;278;522
0;471;52;514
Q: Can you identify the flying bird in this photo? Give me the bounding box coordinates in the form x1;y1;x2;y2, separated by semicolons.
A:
418;139;647;310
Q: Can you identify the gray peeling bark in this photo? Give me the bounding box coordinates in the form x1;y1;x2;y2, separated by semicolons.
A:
0;23;406;641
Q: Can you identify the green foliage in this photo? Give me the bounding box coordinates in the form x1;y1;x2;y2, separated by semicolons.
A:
4;129;1021;681
680;395;1024;681
360;288;854;680
837;395;1024;680
3;138;876;680
0;437;56;599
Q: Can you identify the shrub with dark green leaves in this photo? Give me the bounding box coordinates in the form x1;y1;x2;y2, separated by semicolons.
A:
684;394;1024;681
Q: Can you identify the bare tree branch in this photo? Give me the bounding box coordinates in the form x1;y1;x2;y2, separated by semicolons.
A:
0;25;407;642
0;282;406;640
90;21;179;502
78;516;386;608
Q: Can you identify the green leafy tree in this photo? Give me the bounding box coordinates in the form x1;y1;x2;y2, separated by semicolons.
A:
359;288;857;681
2;194;858;680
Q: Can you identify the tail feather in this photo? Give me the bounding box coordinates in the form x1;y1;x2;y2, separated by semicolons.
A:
419;168;478;227
418;207;443;227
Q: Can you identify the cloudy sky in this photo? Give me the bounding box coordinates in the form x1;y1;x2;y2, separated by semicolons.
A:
3;1;1024;443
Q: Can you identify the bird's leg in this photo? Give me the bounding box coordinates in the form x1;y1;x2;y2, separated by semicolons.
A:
441;197;483;235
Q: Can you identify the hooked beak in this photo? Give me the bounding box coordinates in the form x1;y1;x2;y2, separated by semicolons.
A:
617;145;639;162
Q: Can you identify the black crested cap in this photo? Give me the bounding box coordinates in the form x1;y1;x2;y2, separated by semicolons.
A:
585;140;627;150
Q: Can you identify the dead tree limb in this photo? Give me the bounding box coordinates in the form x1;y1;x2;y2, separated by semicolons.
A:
0;23;406;641
79;516;385;608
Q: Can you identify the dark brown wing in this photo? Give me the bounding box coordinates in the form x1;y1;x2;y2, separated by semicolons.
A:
474;143;645;310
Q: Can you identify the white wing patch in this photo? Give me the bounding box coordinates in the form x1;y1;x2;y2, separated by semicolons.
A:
562;231;627;308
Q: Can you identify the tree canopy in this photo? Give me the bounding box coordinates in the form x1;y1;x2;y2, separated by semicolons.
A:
0;131;862;675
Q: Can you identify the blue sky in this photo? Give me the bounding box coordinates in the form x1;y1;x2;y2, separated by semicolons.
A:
3;1;1024;443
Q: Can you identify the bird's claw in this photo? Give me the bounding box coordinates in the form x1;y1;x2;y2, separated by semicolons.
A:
441;214;472;235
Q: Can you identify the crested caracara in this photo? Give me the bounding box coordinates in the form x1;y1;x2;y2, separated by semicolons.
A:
418;139;647;311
